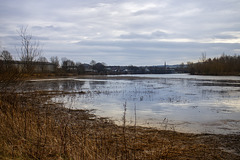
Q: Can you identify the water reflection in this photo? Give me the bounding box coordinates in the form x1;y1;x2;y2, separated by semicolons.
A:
89;80;106;90
25;75;240;134
23;80;85;92
61;80;85;91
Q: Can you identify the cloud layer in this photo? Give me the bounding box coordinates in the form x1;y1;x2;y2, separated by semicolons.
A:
0;0;240;65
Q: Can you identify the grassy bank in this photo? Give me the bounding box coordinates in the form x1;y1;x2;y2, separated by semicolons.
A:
0;90;239;160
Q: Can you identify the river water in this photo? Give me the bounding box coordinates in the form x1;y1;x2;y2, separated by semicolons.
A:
28;74;240;134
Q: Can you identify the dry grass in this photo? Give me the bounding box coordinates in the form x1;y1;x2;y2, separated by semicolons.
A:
0;90;239;160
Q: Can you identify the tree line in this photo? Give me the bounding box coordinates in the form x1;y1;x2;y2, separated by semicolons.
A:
0;49;106;75
188;54;240;75
2;27;239;77
0;27;107;76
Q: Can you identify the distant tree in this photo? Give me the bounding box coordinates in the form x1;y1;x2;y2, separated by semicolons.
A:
127;65;138;73
187;62;195;74
76;62;81;66
76;62;85;74
50;56;60;68
17;26;42;73
93;62;106;74
38;56;48;62
101;62;107;66
49;56;59;72
189;54;240;75
61;57;68;67
0;50;13;61
176;62;186;73
62;59;75;67
0;50;14;73
200;52;207;62
61;58;76;72
37;56;48;72
90;60;96;66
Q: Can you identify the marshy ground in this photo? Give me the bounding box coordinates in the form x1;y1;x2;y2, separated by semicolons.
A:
26;74;240;134
0;89;239;160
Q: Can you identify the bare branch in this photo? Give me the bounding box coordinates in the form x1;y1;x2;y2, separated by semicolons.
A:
17;26;42;72
18;26;41;62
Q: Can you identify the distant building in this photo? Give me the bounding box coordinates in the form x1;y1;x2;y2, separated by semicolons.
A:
82;64;95;73
33;62;57;73
0;60;57;73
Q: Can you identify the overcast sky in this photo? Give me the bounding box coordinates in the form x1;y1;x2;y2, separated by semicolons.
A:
0;0;240;66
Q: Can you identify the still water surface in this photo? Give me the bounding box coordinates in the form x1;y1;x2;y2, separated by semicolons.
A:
29;74;240;134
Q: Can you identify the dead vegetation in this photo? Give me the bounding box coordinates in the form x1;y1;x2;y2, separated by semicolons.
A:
0;89;239;160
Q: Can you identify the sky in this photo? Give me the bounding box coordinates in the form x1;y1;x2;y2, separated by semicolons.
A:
0;0;240;66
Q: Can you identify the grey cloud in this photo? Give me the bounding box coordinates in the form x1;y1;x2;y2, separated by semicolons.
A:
132;9;159;16
42;38;240;65
213;34;238;39
120;33;151;39
31;25;62;32
119;31;168;39
0;0;239;65
77;39;240;51
151;31;168;38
